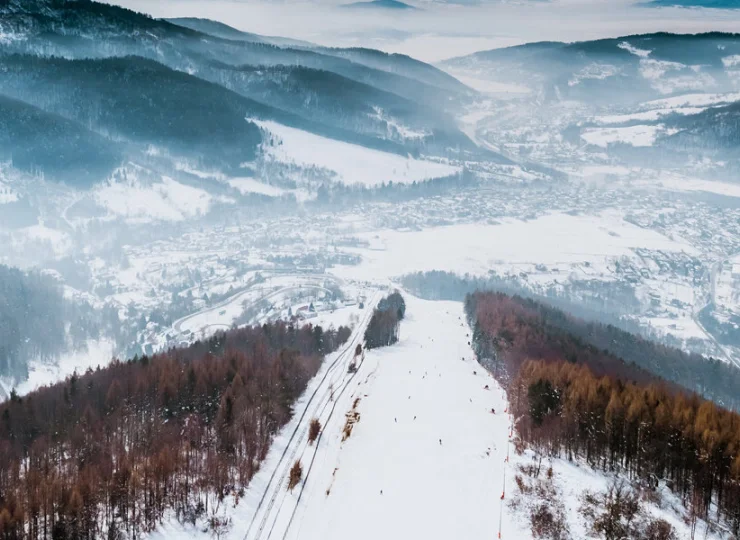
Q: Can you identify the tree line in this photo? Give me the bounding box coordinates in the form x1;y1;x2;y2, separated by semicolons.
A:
464;290;740;410
364;292;405;349
0;321;351;539
465;291;740;537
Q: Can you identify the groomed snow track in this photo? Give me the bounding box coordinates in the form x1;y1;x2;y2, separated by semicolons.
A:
242;291;380;540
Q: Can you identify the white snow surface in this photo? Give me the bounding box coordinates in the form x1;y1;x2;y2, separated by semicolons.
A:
11;224;73;257
331;212;697;282
568;63;620;86
0;180;18;204
642;91;740;109
255;120;460;187
9;340;115;397
228;177;287;197
95;176;212;222
722;54;740;68
581;124;668;147
652;174;740;199
618;41;651;58
286;295;522;540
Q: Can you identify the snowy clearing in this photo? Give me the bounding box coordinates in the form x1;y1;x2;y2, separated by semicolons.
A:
652;174;740;199
6;339;115;398
581;124;668;147
254;120;461;187
95;176;212;222
592;107;704;125
228;177;287;197
618;41;651;58
11;224;73;257
641;91;740;110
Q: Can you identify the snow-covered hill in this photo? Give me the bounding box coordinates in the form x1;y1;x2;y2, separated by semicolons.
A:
144;294;724;540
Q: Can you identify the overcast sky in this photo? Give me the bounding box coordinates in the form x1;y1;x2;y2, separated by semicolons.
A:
112;0;740;62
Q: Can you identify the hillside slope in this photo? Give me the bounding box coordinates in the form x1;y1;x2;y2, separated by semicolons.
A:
144;294;724;540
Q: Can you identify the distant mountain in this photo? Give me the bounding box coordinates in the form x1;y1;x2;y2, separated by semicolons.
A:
315;47;467;94
342;0;417;9
165;17;315;48
659;100;740;154
443;32;740;104
0;54;267;172
0;0;479;164
0;94;120;188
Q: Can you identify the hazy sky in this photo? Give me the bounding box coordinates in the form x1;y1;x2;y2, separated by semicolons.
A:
112;0;740;61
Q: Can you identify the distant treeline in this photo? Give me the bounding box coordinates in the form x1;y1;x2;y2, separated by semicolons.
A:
466;291;740;536
0;264;117;381
312;169;475;207
0;321;350;539
364;291;405;349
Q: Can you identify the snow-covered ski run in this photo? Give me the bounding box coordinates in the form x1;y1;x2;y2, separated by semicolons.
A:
282;294;523;540
238;290;381;540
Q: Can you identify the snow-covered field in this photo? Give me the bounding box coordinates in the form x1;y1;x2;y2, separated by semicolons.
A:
228;177;287;197
255;120;461;187
95;176;212;222
0;181;17;204
651;174;740;199
581;124;671;148
331;211;697;282
11;224;73;258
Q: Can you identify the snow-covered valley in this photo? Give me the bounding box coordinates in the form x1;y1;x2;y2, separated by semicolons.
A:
2;3;740;539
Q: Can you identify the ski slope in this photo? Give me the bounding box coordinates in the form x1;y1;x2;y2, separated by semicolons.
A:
146;293;716;540
238;291;380;540
284;294;525;540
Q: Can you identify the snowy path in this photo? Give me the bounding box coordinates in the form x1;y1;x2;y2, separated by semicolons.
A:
170;273;334;337
283;295;527;540
239;290;381;540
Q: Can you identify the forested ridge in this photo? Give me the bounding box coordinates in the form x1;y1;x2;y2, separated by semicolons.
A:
465;291;740;536
0;321;350;539
0;0;482;189
464;290;740;410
